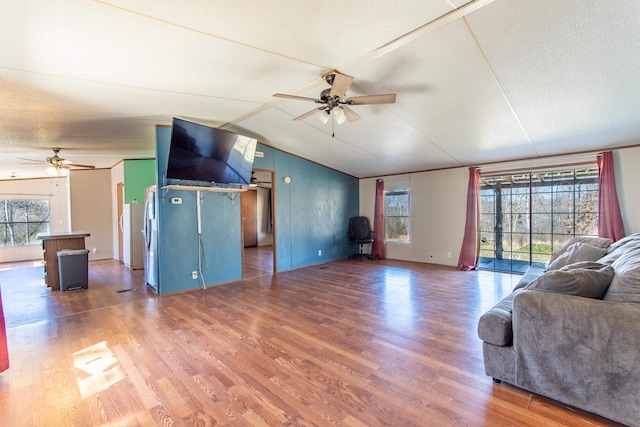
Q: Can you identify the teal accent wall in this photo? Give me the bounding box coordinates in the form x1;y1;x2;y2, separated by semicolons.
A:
155;127;358;294
253;146;359;271
123;159;156;204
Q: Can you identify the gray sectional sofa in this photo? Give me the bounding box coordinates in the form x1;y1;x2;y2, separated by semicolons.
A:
478;234;640;426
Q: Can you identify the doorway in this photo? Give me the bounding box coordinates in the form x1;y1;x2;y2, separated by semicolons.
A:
241;169;275;278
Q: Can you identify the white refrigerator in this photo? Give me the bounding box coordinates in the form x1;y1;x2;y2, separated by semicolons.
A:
122;203;144;270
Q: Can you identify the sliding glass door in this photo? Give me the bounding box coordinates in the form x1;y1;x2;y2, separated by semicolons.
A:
479;168;599;273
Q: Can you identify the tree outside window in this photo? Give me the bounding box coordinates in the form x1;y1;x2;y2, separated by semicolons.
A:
479;168;598;273
384;189;410;243
0;200;50;247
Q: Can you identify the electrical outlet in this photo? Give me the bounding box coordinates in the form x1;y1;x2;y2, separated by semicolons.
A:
192;271;198;279
318;250;322;256
447;251;452;258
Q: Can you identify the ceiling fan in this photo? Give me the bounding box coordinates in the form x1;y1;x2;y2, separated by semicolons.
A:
273;71;396;125
19;148;96;176
250;171;271;188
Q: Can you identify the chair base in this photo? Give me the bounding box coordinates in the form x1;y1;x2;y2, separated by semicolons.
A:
348;252;375;261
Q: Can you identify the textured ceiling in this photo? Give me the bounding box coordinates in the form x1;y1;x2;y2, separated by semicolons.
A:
2;0;639;179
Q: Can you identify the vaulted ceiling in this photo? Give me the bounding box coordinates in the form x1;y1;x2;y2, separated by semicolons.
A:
2;0;639;180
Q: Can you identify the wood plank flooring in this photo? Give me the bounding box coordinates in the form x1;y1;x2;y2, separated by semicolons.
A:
0;257;622;426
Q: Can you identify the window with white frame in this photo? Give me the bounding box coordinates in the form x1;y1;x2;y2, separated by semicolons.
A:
0;199;50;247
384;188;410;243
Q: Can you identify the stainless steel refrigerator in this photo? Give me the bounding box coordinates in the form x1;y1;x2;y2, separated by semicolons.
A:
143;185;158;292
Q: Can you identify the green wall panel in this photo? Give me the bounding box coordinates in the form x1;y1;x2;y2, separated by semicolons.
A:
124;159;156;204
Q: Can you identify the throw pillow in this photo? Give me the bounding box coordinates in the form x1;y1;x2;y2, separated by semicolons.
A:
546;242;607;271
524;261;614;299
603;246;640;302
547;236;612;265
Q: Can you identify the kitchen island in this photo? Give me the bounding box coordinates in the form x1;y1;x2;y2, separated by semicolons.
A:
37;231;90;291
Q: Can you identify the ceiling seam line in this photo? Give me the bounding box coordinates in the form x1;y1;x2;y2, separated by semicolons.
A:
93;0;324;70
0;66;264;103
336;0;495;74
462;17;537;155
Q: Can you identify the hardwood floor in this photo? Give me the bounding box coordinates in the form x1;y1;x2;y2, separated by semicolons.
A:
243;246;274;279
0;257;621;426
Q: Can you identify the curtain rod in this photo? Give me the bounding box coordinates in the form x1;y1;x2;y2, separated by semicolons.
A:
480;160;597;176
0;193;54;197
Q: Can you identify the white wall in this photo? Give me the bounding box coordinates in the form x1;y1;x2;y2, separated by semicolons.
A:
614;146;640;235
360;146;640;267
256;187;273;246
0;177;69;263
360;168;468;267
69;169;114;261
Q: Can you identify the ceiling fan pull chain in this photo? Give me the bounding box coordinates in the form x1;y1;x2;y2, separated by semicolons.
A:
332;118;335;138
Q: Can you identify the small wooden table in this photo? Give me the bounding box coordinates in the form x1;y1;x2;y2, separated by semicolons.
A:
37;231;90;291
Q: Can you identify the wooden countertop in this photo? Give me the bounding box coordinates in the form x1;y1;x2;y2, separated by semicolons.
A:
37;231;91;240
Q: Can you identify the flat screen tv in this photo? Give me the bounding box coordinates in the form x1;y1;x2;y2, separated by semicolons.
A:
166;118;257;186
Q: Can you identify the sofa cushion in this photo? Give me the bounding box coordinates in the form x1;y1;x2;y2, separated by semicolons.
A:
599;234;640;265
547;236;612;265
477;290;520;346
603;246;640;302
546;242;607;271
513;264;546;291
523;261;614;299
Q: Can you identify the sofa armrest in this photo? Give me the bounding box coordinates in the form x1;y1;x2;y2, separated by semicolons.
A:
513;291;640;426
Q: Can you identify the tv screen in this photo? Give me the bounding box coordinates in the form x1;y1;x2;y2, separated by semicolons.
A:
166;118;257;185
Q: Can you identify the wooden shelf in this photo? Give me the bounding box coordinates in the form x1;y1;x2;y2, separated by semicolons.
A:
162;185;247;193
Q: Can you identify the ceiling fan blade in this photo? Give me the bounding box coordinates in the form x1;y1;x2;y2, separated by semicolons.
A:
273;93;320;102
17;157;45;163
293;108;323;121
347;93;396;105
329;72;354;98
341;106;361;123
69;164;96;169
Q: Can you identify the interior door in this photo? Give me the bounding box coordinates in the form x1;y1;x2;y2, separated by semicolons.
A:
241;190;258;247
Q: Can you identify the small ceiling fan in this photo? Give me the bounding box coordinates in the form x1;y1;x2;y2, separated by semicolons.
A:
273;70;396;124
250;171;271;188
19;148;96;176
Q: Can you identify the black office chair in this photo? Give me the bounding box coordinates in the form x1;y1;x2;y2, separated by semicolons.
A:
348;216;375;261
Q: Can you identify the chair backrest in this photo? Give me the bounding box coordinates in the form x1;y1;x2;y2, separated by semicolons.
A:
349;216;373;242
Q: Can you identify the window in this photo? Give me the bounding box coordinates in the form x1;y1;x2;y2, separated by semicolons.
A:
0;199;50;247
384;189;410;243
479;168;598;273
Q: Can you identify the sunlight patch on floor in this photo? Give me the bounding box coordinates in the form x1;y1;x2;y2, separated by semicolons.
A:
73;341;123;399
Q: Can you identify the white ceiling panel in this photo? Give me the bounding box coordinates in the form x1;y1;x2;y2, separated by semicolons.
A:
238;108;401;177
98;0;459;67
355;18;536;165
2;0;640;180
467;0;640;154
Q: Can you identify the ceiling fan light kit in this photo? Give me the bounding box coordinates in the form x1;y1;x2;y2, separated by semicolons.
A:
317;110;330;124
332;107;347;125
18;148;96;175
46;165;69;177
274;71;396;126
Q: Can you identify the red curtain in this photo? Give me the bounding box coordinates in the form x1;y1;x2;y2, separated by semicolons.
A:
0;287;8;372
457;167;480;271
597;151;625;241
371;179;386;259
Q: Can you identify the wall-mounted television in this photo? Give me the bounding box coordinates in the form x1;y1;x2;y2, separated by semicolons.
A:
166;118;257;186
